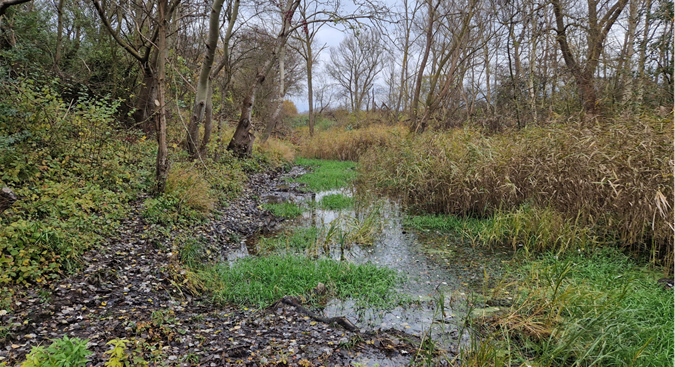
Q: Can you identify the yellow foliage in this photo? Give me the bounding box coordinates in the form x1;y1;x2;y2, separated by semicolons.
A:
282;100;298;117
357;116;674;266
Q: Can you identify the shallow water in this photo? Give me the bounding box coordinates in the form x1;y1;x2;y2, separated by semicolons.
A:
257;187;511;364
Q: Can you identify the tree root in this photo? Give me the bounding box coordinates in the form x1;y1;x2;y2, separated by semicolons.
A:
270;296;359;332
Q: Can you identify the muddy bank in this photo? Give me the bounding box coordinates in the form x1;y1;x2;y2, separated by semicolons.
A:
0;167;423;366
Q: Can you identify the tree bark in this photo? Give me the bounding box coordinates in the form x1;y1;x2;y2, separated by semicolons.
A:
155;0;169;193
54;0;65;68
262;43;286;143
307;43;315;136
410;0;437;133
187;0;226;159
551;0;629;115
227;0;300;158
198;81;214;158
0;187;17;213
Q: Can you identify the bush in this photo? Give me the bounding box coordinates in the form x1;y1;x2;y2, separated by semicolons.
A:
0;81;154;283
21;335;91;367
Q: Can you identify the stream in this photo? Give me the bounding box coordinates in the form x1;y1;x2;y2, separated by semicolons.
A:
248;175;510;365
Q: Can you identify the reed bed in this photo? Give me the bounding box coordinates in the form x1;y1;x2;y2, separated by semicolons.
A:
299;123;407;161
358;115;673;267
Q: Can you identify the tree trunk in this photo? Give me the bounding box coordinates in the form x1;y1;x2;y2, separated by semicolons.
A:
198;81;214;158
133;63;157;129
307;45;315;136
227;0;299;157
0;187;18;213
227;93;256;158
621;0;637;105
410;0;437;133
262;43;286;144
636;0;651;103
187;0;226;159
551;0;628;115
54;0;65;68
155;0;169;193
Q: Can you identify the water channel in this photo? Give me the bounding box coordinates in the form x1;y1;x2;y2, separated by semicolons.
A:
244;179;511;365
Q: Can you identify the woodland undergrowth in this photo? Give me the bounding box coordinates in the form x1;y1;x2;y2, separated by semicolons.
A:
0;79;292;286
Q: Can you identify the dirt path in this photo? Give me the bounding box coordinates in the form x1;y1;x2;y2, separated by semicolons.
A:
0;168;423;366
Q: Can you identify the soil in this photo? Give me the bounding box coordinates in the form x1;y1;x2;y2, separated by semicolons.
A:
0;167;428;366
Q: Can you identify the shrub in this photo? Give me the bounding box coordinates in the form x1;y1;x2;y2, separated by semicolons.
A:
0;81;154;283
21;335;91;367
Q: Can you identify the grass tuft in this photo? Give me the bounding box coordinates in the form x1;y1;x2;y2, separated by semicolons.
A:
471;248;674;366
263;202;304;218
319;193;354;210
291;158;357;191
199;254;402;308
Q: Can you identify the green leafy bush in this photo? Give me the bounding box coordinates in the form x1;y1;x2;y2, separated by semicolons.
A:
0;81;155;283
21;335;91;367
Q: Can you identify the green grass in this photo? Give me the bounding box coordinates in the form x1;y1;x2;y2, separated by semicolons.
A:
291;158;357;191
263;202;305;218
319;193;354;210
256;227;319;253
199;254;402;308
472;248;674;367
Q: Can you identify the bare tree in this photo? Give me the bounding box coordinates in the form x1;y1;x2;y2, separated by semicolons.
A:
326;30;385;112
185;0;239;159
226;0;301;157
551;0;629;114
91;0;181;125
287;0;329;136
411;0;481;132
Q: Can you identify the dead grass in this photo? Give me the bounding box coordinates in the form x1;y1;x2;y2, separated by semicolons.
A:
166;166;215;213
299;123;407;161
358;114;674;267
255;137;296;166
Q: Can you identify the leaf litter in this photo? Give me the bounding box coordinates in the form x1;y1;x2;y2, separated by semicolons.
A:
0;168;423;366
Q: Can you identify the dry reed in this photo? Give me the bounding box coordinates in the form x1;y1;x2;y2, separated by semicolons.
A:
358;115;674;266
299;124;407;161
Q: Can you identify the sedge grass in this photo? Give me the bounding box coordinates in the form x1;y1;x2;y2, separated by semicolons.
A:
199;254;402;308
291;158;357;191
471;248;674;367
319;193;354;210
262;202;305;218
